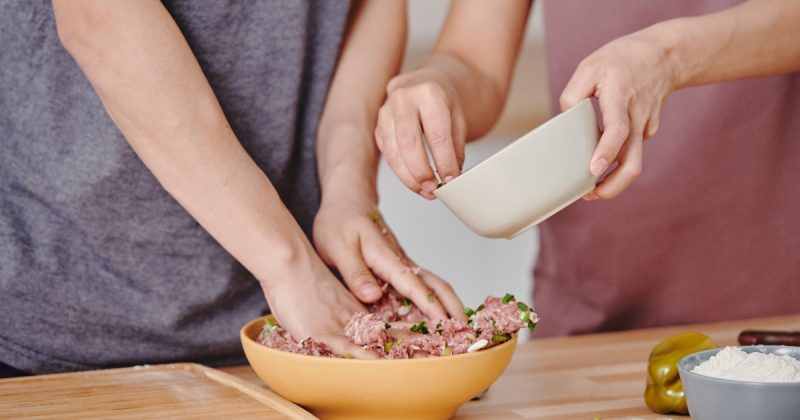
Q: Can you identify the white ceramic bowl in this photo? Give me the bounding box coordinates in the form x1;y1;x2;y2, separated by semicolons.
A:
434;99;599;238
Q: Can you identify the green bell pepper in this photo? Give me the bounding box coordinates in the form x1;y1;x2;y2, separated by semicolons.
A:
644;332;716;414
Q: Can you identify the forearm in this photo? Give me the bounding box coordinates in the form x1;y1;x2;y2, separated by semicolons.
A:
653;0;800;88
427;0;530;140
317;0;406;204
53;0;316;285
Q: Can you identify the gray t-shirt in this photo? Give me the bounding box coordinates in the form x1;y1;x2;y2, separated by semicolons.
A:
0;1;351;373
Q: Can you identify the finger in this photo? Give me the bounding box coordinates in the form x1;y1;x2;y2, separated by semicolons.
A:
451;108;467;172
363;236;448;321
592;123;643;199
645;96;667;139
391;97;438;196
318;334;380;360
419;100;460;182
419;269;466;321
376;108;427;197
559;62;596;112
328;239;383;304
590;92;631;177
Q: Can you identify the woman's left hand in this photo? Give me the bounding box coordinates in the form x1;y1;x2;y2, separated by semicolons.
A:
313;197;466;322
559;26;678;200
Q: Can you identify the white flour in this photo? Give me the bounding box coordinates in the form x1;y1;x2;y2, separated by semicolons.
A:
692;346;800;382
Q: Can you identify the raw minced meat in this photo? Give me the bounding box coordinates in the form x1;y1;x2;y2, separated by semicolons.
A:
367;283;425;322
257;290;539;359
344;312;390;352
258;323;335;357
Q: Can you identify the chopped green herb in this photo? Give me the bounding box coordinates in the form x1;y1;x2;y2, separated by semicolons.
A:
369;211;381;224
492;320;499;331
517;301;528;311
464;307;475;317
402;297;412;307
427;292;435;302
384;341;394;353
265;317;277;327
520;311;530;323
527;320;537;332
443;347;453;356
492;333;512;343
502;293;515;304
344;353;355;359
384;322;391;329
435;320;443;334
410;320;429;334
475;303;485;312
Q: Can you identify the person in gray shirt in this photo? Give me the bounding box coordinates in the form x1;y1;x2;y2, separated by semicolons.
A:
0;1;464;375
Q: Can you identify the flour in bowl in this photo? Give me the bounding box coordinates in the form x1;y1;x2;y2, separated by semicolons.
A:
692;346;800;382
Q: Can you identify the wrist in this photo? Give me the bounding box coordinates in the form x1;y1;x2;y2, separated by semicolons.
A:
320;171;378;209
317;122;379;206
253;234;326;291
645;18;699;89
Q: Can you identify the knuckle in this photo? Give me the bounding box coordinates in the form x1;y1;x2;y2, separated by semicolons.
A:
377;105;391;121
382;146;398;161
623;163;642;179
395;128;418;148
607;122;630;139
348;268;373;284
419;81;445;100
425;130;450;146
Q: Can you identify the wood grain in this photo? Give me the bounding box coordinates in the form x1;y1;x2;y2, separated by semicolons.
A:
0;363;314;419
223;314;800;420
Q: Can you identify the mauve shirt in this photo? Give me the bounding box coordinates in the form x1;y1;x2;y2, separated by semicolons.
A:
535;0;800;337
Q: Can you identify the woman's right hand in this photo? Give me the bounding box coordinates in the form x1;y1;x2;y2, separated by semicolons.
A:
375;67;467;200
260;257;381;359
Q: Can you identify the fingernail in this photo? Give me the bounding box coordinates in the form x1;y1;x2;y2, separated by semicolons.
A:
360;283;380;297
590;158;608;176
584;192;598;201
421;181;436;193
420;190;435;200
444;176;454;184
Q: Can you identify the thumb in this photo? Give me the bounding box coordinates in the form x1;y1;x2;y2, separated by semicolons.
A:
559;67;596;112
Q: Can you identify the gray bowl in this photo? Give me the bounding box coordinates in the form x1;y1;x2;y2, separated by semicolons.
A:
678;346;800;420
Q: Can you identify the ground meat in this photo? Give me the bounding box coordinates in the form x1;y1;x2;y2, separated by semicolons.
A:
257;293;538;359
344;313;390;352
258;326;335;357
439;319;477;355
472;296;527;342
388;334;448;359
367;286;425;323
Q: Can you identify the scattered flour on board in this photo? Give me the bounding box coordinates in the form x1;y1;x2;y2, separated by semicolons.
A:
692;346;800;382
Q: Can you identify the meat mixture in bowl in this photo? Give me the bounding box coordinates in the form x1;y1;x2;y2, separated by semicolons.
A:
257;289;539;359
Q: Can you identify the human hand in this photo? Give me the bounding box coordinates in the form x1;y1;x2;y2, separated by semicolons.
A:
375;67;467;200
560;27;678;199
313;196;466;322
261;258;382;359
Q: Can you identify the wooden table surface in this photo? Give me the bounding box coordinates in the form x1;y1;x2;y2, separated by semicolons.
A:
221;314;800;420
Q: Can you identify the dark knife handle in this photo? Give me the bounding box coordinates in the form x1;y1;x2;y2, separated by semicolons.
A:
738;330;800;346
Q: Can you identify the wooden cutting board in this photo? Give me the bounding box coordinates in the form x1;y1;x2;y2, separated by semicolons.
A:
0;363;316;419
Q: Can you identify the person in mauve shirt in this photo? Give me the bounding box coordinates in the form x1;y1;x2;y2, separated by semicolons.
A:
377;0;800;336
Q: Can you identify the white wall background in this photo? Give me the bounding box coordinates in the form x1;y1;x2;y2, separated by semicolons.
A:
377;1;551;311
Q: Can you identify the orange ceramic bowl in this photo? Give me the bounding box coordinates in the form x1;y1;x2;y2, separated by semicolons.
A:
241;316;517;420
